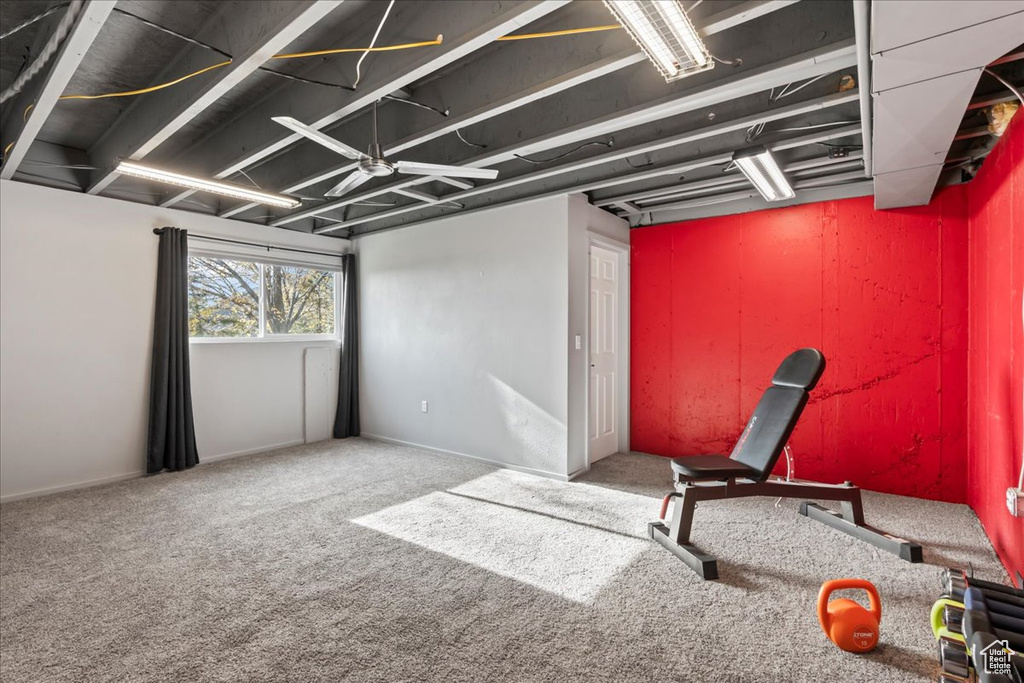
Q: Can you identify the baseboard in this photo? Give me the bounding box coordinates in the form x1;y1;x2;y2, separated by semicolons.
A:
0;470;145;504
0;439;307;504
566;464;591;481
361;433;572;482
201;440;305;464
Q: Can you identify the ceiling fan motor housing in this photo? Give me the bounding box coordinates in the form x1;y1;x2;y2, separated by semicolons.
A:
360;143;394;176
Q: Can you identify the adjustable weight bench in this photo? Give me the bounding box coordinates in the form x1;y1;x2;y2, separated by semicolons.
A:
648;348;923;580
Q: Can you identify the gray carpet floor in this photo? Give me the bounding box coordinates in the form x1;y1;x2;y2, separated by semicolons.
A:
0;438;1007;682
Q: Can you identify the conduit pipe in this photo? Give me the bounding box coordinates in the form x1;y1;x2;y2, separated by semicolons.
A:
853;0;872;177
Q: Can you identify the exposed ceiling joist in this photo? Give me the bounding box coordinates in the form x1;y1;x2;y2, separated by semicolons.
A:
592;124;862;207
312;96;860;234
647;179;875;224
219;50;643;218
0;0;114;181
955;125;994;140
628;170;867;215
967;90;1021;110
394;187;438;203
435;176;473;190
698;0;801;32
84;0;343;196
218;0;801;219
159;0;571;208
298;43;860;231
617;156;865;214
338;121;865;235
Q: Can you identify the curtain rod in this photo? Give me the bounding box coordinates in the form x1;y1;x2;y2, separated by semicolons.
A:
153;228;345;260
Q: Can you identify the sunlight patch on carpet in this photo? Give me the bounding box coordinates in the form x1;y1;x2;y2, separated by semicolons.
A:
351;489;648;603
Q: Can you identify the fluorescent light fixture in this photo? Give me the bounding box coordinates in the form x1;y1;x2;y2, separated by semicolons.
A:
733;147;795;202
604;0;713;82
115;161;301;209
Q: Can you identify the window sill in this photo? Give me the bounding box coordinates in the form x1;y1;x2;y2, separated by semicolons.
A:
189;336;341;345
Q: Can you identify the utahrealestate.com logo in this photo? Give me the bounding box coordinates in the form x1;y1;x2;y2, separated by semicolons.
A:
979;639;1013;676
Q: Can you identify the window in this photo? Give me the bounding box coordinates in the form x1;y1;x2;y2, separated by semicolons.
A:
188;256;336;339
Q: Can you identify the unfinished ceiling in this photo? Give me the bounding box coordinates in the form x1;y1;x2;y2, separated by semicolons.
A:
1;0;1021;237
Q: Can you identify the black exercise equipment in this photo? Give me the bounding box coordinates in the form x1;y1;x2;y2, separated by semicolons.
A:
971;630;1024;683
964;589;1024;652
942;602;1024;635
648;348;924;580
945;568;1024;601
935;570;1024;683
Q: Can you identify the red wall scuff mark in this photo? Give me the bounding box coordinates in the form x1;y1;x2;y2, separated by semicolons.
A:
631;191;970;503
967;112;1024;580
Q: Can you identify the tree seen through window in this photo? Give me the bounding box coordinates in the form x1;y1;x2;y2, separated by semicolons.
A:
188;257;335;338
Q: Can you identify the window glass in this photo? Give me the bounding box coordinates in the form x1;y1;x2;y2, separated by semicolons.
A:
264;264;336;335
187;257;260;337
187;256;336;339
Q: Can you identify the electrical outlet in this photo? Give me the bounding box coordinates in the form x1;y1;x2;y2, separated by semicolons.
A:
1007;487;1024;517
421;400;428;413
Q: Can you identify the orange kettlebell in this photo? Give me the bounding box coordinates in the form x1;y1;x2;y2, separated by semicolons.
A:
817;578;882;653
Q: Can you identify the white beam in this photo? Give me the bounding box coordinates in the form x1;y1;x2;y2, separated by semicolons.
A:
0;1;115;180
594;127;862;207
305;86;860;232
394;188;439;203
161;0;572;208
86;0;343;195
216;0;801;218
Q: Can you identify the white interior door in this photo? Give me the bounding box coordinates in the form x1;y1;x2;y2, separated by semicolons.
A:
589;245;619;462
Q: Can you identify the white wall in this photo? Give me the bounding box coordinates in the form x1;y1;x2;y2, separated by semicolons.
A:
357;194;627;479
0;180;349;501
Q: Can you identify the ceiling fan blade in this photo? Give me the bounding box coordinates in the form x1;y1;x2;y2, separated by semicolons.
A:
324;170;372;198
394;160;499;180
272;116;364;161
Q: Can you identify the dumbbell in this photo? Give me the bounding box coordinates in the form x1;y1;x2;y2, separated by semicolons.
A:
931;597;1024;643
946;583;1024;610
936;599;1024;636
939;620;1023;683
944;568;1024;596
939;636;971;679
963;598;1024;654
944;569;1024;601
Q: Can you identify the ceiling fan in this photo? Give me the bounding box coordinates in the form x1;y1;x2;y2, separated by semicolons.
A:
273;100;498;198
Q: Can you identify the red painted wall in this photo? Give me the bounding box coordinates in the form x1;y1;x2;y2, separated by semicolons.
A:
631;190;970;502
967;112;1024;581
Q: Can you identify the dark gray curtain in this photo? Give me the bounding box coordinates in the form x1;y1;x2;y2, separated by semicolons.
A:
147;227;199;473
334;253;360;437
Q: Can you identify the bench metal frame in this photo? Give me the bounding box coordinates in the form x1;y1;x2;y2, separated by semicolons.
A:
648;475;923;580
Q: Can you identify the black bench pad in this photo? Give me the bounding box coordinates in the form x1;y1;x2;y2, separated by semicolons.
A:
670;455;760;480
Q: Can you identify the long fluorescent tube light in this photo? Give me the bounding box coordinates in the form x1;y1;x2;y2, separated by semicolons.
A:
604;0;713;82
733;147;795;202
115;161;301;209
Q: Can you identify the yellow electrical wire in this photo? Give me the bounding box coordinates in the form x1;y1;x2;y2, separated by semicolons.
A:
272;36;443;60
497;24;621;40
59;59;232;101
51;38;444;102
49;25;612;102
4;24;617;153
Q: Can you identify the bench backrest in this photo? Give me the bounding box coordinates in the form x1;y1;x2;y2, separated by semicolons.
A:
729;348;825;481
